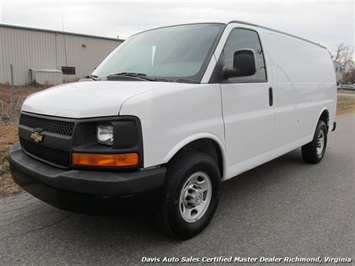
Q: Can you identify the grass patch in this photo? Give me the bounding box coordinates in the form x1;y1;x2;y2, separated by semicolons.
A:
0;125;22;197
338;89;355;94
337;96;355;118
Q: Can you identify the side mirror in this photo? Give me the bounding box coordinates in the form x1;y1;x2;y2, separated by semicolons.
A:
223;49;256;79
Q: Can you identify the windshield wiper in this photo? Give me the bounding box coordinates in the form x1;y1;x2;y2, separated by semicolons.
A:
107;72;169;82
173;78;199;84
107;72;146;78
84;74;100;81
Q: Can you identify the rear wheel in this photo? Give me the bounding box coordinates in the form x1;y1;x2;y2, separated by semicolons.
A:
157;151;220;240
302;120;328;164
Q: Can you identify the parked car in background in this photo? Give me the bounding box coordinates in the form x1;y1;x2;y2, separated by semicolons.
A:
340;84;355;90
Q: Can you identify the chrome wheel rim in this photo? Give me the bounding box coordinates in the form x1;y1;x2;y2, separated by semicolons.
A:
179;172;212;223
316;130;325;157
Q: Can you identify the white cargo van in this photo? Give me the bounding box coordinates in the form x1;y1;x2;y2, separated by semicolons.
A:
10;21;337;239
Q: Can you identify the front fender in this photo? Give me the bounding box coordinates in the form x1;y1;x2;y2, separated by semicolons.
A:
163;133;227;179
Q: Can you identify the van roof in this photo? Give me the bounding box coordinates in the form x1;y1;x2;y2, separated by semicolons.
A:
132;21;327;50
228;20;327;49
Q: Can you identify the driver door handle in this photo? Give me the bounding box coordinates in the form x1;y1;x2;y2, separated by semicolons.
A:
269;87;273;106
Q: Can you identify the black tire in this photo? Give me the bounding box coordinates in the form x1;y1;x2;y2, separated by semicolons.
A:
302;120;328;164
157;150;221;240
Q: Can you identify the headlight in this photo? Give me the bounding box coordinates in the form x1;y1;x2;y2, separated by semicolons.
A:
97;123;114;146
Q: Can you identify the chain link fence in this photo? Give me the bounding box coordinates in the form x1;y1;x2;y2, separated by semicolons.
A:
0;64;50;125
0;62;97;125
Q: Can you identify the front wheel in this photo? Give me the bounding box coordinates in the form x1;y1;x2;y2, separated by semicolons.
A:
157;151;221;240
302;120;328;164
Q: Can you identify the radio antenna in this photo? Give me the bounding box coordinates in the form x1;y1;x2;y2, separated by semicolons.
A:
62;17;69;81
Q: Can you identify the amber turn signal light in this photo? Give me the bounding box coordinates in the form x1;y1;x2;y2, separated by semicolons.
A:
72;153;138;167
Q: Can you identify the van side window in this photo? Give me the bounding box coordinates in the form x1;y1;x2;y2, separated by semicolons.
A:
223;28;267;82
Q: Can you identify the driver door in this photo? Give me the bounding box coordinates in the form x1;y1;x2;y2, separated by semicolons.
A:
220;28;275;176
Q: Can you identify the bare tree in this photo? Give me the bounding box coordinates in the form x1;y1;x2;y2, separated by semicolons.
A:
345;69;355;83
331;43;355;83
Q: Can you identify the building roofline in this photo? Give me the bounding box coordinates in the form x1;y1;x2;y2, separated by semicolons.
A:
0;23;125;42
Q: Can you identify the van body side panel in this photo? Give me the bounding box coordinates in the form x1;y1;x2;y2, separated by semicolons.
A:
262;31;336;148
209;23;336;180
119;84;225;170
314;49;337;128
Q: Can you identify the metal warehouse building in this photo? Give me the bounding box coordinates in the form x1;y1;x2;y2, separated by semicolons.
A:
0;24;123;85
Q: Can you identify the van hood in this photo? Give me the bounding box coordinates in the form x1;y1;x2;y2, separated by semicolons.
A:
22;81;174;118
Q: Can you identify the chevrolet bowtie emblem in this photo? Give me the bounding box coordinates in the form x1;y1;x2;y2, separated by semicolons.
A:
30;130;44;143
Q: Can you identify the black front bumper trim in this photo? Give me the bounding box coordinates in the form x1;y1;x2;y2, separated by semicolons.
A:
9;144;166;214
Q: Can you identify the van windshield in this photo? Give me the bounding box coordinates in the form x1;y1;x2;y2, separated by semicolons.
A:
92;24;223;83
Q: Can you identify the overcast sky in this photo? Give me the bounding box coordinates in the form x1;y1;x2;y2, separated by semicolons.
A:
0;1;353;53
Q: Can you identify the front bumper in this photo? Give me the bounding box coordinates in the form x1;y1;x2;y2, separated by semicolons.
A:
9;144;166;214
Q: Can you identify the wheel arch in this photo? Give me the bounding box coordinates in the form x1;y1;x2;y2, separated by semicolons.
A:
318;108;330;131
163;134;226;179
